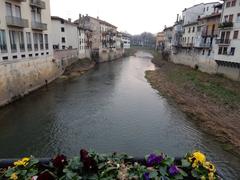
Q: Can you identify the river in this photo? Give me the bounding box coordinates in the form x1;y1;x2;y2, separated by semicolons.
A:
0;51;239;179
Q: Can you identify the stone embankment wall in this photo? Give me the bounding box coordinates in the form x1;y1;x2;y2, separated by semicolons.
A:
169;49;240;81
0;49;80;107
99;49;124;62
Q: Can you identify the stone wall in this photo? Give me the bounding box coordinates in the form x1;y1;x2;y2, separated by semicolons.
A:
0;49;80;107
169;48;240;81
0;56;62;107
99;48;124;62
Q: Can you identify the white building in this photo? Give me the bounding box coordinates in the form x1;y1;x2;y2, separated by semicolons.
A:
121;33;130;49
0;0;52;61
214;0;240;80
51;16;78;50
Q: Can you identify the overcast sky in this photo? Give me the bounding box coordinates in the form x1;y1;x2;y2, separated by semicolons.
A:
50;0;220;35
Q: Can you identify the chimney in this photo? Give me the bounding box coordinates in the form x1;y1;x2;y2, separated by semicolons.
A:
176;14;179;22
68;18;71;22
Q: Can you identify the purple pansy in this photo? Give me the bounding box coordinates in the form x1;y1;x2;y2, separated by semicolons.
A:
143;172;150;180
169;165;180;176
146;153;164;167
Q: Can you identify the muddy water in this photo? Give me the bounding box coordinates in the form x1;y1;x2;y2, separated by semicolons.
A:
0;51;239;179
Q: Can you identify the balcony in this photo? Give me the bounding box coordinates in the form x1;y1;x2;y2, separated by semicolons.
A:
6;16;29;28
199;42;211;48
218;22;233;29
215;39;231;45
202;30;219;37
31;22;47;31
30;0;46;9
10;0;26;2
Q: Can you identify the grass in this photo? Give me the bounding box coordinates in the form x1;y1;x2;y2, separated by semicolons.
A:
167;68;240;105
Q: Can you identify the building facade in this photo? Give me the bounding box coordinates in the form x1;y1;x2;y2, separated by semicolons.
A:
51;16;78;50
214;0;240;79
0;0;52;61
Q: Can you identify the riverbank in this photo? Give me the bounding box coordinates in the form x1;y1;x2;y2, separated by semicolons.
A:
61;58;95;78
145;51;240;155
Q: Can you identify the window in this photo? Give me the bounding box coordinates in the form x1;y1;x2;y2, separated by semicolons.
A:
9;31;17;52
192;27;195;33
208;50;211;56
202;49;205;55
62;37;66;43
218;47;223;54
237;13;240;22
0;30;7;53
62;45;65;49
231;0;236;6
226;1;231;7
18;31;25;52
188;28;191;33
223;47;228;55
15;5;21;18
44;34;49;50
230;47;235;55
5;3;12;17
61;19;64;24
33;33;39;51
224;15;229;22
229;14;234;22
233;31;239;39
39;34;44;50
61;27;65;32
26;32;32;51
203;8;205;12
207;7;209;11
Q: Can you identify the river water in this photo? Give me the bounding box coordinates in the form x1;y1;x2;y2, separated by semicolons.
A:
0;51;239;179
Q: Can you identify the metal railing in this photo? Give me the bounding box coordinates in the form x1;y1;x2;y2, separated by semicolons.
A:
30;0;46;9
218;22;233;29
215;39;231;45
31;22;47;31
6;16;29;28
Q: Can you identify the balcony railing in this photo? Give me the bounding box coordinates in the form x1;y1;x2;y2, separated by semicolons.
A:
31;22;47;31
215;39;231;45
202;30;219;37
30;0;46;9
218;22;233;29
199;42;212;48
6;16;29;28
10;0;26;2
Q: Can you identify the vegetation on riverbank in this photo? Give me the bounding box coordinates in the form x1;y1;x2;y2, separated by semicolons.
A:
62;58;95;78
0;149;220;180
144;50;240;155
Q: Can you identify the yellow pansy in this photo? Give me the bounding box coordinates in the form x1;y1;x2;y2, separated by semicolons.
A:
203;161;216;172
208;172;215;180
200;175;206;180
14;157;30;167
192;151;206;164
10;173;18;180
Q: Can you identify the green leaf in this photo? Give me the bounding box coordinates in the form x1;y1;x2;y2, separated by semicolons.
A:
162;157;174;166
181;159;190;168
149;171;158;178
159;166;167;176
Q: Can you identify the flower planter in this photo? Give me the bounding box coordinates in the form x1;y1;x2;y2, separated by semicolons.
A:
0;150;222;180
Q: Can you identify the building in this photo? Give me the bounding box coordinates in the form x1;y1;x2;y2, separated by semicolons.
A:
0;0;52;61
51;16;78;50
182;22;198;48
156;31;165;50
121;33;131;49
214;0;240;80
163;26;173;51
75;14;124;62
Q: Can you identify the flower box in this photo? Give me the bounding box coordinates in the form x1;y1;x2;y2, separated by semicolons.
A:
0;150;222;180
